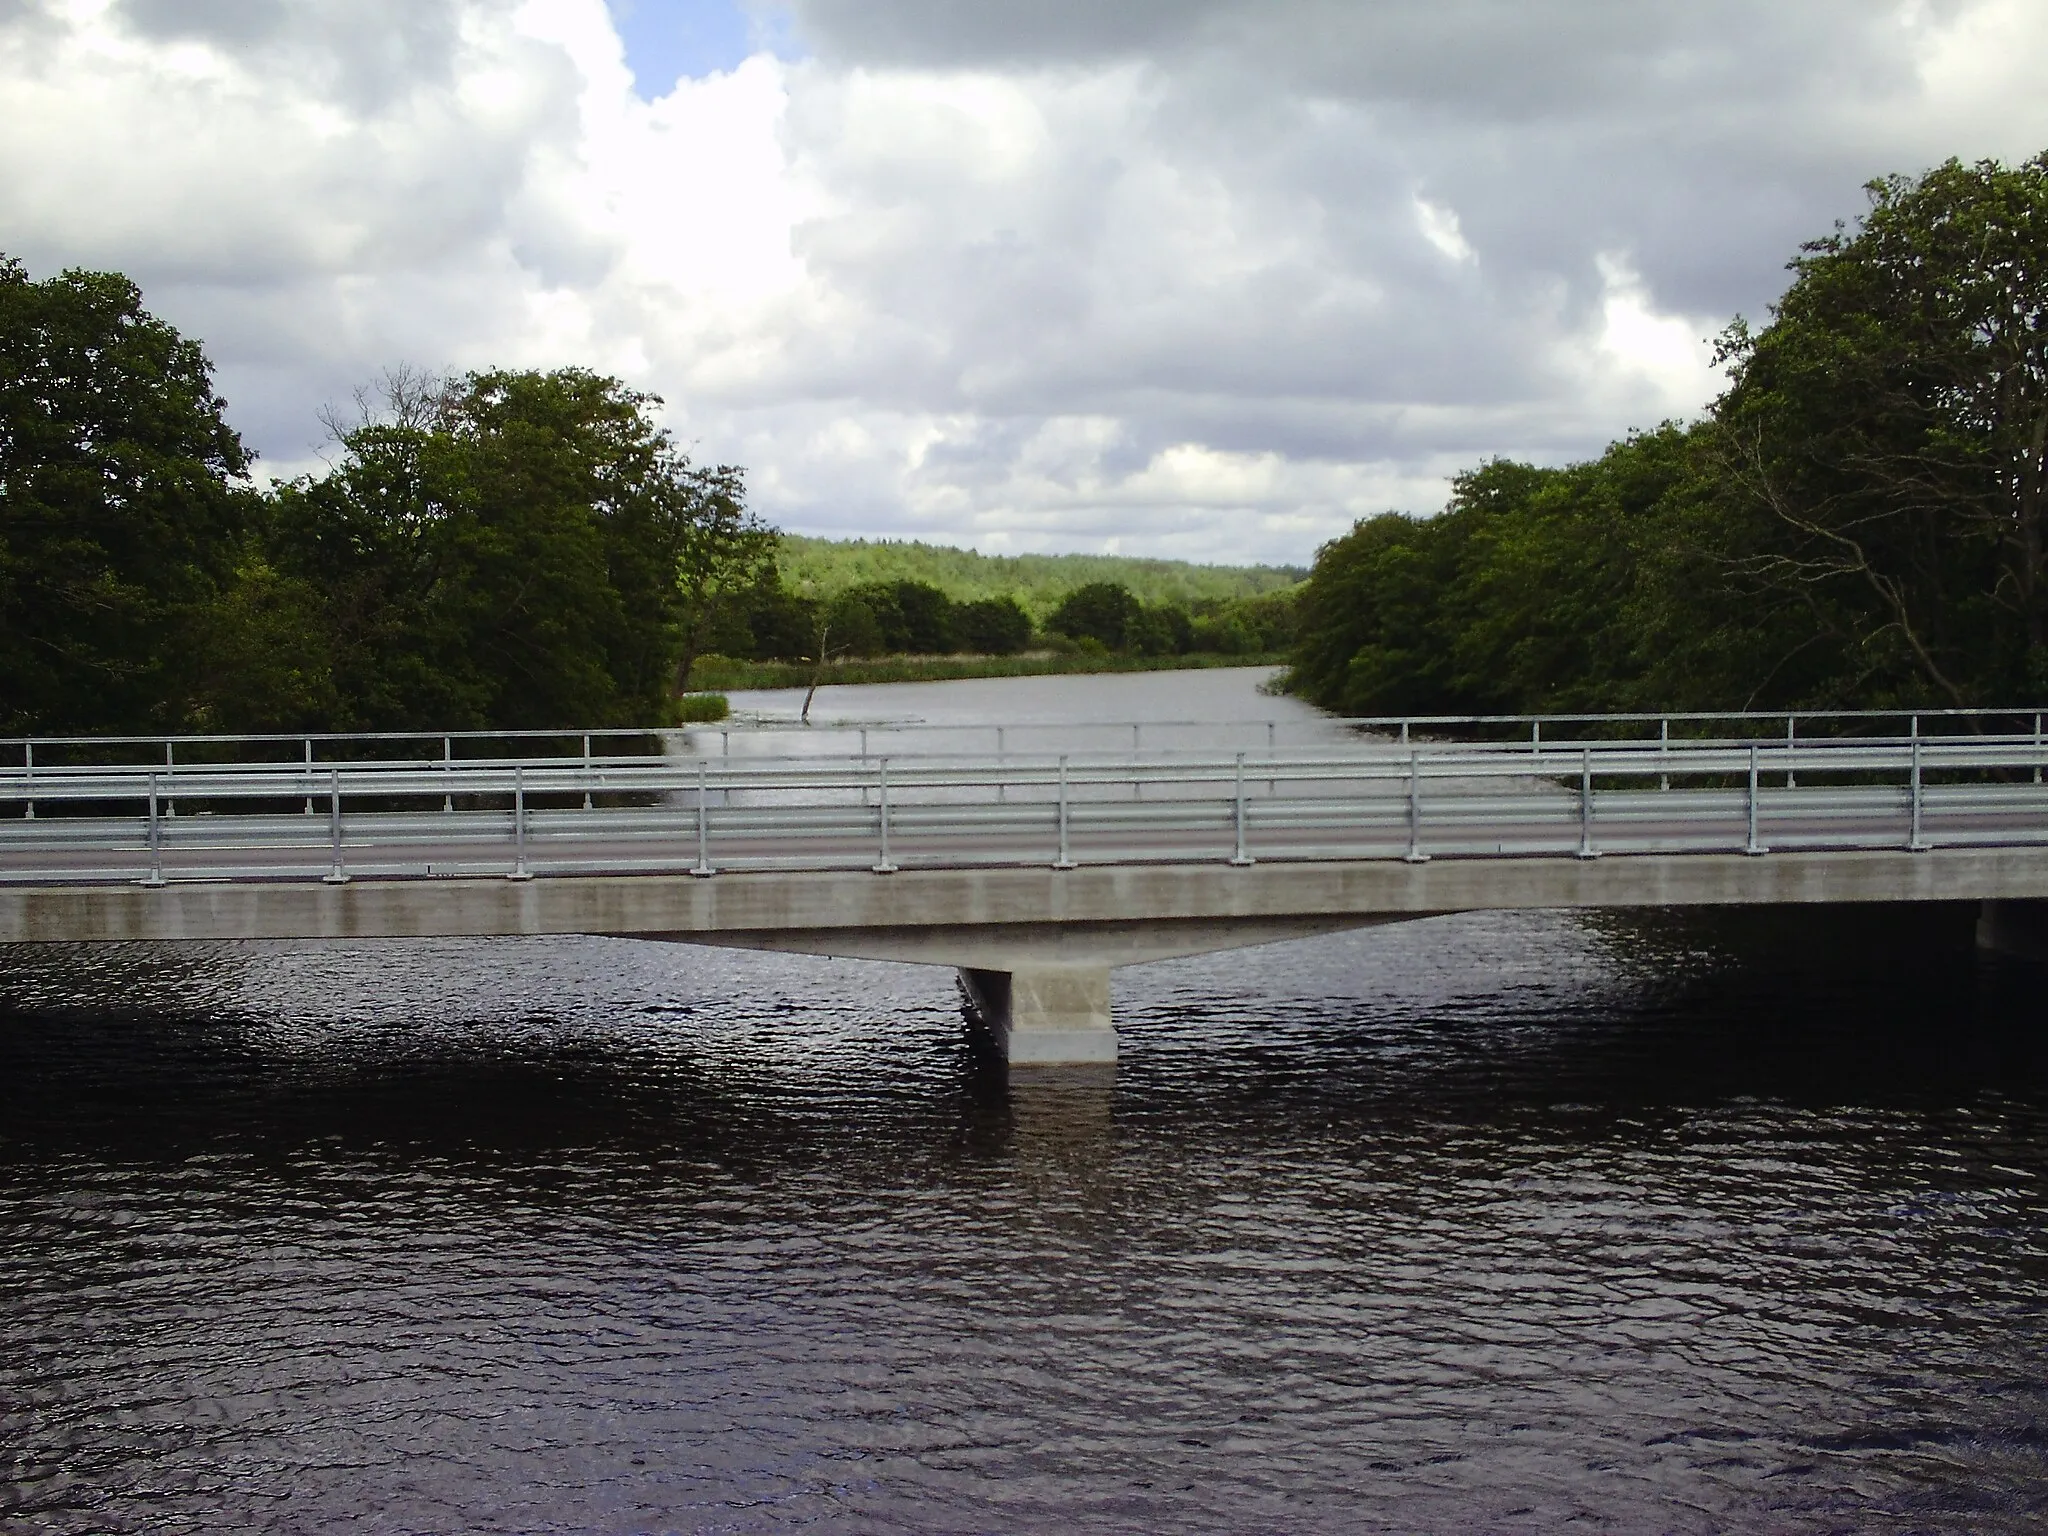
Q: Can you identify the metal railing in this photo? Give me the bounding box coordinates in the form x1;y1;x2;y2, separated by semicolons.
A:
2;718;2047;887
6;705;2043;770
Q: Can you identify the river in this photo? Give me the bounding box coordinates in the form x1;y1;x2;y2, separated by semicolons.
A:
3;669;2046;1532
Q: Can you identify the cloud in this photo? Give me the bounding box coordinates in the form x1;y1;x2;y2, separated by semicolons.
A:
2;0;2045;564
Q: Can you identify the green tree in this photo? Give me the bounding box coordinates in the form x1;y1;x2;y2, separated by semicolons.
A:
953;594;1032;654
1048;581;1139;649
823;590;886;656
0;258;258;733
670;460;774;695
270;367;766;729
835;579;954;653
1715;152;2048;706
1126;602;1192;656
1289;150;2048;719
1288;486;1504;717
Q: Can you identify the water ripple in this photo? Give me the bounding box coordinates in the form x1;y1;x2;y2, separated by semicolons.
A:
3;903;2046;1532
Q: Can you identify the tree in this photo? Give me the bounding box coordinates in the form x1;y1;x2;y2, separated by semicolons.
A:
1126;602;1192;656
1287;483;1506;717
885;579;955;653
1048;582;1139;649
670;460;775;695
953;595;1032;654
1715;152;2048;706
270;367;769;729
1288;150;2048;719
0;257;257;733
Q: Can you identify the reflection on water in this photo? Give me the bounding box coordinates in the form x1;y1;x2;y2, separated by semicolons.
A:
3;905;2046;1533
704;664;1346;763
723;664;1312;728
4;671;2047;1531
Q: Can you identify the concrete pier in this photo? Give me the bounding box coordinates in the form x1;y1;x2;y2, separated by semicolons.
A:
960;965;1117;1065
9;848;2048;1066
1976;899;2048;961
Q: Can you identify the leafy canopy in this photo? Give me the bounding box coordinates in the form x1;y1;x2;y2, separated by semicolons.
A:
0;258;255;734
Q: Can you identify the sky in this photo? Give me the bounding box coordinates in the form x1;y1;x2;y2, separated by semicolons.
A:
3;1;2046;566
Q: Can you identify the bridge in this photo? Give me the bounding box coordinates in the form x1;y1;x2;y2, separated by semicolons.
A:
4;707;2047;1064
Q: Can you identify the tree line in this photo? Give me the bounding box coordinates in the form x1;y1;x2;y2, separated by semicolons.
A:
688;575;1296;676
773;534;1302;616
1288;153;2048;719
0;257;1299;737
0;260;774;737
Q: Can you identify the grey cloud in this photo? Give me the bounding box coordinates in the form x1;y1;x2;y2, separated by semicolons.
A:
765;0;2012;493
786;0;1938;115
115;0;470;113
781;0;1233;68
780;0;1963;330
10;0;2036;565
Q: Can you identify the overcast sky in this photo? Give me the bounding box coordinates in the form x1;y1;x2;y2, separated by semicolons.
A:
4;1;2045;564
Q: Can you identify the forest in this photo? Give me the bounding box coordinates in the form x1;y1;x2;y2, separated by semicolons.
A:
1287;153;2048;719
0;262;1292;736
10;150;2039;737
773;535;1301;617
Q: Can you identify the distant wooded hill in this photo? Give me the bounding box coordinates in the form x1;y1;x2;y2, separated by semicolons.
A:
775;535;1305;618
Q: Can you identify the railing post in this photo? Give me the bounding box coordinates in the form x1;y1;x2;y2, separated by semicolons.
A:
1785;715;1796;789
996;725;1006;804
1659;717;1669;792
692;759;716;876
22;741;32;820
1399;719;1410;746
1054;754;1076;870
1576;745;1599;860
304;738;315;815
1744;743;1767;855
1403;748;1429;864
141;771;165;888
2035;712;2042;785
508;763;533;880
1230;751;1254;866
1532;719;1540;752
324;768;350;884
441;736;453;814
164;741;175;818
1908;735;1930;852
872;756;898;874
582;733;593;812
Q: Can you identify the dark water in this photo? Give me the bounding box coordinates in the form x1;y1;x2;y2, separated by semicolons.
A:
3;904;2046;1533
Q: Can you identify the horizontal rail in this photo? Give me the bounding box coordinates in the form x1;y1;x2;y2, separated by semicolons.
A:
6;702;2047;768
1;731;2045;887
2;733;2045;794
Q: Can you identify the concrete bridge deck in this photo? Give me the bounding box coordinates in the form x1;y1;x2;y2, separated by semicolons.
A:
5;715;2047;1063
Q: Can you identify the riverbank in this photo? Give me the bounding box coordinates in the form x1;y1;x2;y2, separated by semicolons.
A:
690;650;1288;690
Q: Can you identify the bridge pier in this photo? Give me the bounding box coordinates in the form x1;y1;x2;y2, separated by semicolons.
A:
1976;899;2048;962
959;964;1116;1065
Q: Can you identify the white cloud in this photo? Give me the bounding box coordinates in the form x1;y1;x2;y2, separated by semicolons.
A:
1414;198;1476;265
1588;253;1720;417
3;0;2046;563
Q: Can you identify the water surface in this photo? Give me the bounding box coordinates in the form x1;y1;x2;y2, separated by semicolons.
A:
3;671;2045;1532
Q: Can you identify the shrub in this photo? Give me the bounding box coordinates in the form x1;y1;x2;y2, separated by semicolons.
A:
1048;582;1139;648
671;691;730;723
953;595;1033;654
